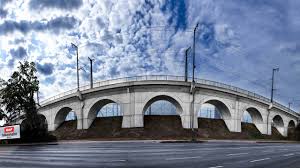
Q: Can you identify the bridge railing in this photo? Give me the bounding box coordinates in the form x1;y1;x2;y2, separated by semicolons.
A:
39;75;298;115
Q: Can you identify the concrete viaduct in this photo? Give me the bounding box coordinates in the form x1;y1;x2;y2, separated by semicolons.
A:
37;75;299;137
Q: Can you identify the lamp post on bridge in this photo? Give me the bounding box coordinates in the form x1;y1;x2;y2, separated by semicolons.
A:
88;57;94;89
267;68;279;135
271;68;279;103
71;43;80;91
190;23;199;141
185;47;191;82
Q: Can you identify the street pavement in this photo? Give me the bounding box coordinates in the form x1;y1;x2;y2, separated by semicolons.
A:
0;140;300;168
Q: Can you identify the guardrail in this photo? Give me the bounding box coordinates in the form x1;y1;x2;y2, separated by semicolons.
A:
39;75;298;116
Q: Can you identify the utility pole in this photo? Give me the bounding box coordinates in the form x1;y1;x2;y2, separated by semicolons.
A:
267;67;279;135
185;47;191;82
71;43;79;91
192;23;199;83
288;102;292;111
190;23;199;141
271;68;279;103
88;57;94;89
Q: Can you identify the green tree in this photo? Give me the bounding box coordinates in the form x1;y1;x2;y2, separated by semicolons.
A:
0;61;42;131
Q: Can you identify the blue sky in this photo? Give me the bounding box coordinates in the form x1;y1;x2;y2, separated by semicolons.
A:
1;0;300;111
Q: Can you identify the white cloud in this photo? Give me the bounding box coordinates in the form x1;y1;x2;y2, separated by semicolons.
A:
1;0;300;111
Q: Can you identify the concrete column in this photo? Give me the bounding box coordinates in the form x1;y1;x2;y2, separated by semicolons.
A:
255;113;268;135
121;89;144;128
48;123;55;131
225;99;241;133
76;118;83;130
76;101;84;130
255;123;268;135
274;126;287;137
82;118;93;129
121;102;132;128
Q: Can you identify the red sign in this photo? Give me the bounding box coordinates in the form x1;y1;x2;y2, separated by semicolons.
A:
4;127;14;133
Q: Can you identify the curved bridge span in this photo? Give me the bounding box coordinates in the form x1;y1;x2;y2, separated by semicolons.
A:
38;75;299;136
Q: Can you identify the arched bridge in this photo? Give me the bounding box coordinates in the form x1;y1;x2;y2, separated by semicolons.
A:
38;75;299;137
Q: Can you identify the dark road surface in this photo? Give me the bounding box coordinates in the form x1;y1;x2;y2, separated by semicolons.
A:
0;141;300;168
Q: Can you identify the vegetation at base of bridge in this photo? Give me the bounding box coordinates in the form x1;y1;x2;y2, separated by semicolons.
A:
0;61;56;143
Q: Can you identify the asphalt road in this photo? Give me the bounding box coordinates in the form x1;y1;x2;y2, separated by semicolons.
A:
0;141;300;168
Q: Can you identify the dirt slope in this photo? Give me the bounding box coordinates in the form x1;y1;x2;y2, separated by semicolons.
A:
51;116;289;140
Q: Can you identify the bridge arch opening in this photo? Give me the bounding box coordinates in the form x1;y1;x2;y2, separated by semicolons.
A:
87;99;122;129
54;107;77;130
21;114;48;134
272;115;284;136
198;99;231;131
288;120;296;139
198;100;231;120
288;120;296;128
143;95;183;115
241;107;263;133
142;95;184;135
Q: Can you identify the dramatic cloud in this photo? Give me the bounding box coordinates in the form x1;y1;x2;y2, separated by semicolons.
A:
36;63;54;75
0;8;7;18
10;46;27;59
29;0;83;10
1;0;300;111
0;0;10;18
0;16;79;35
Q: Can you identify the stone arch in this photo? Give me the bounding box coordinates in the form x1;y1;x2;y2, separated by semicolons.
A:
38;114;48;130
287;120;296;139
198;97;235;131
20;114;48;132
54;107;77;130
242;107;263;124
272;115;285;136
240;107;264;134
272;115;284;127
199;99;231;120
141;94;185;129
142;95;183;115
288;120;296;128
86;98;122;129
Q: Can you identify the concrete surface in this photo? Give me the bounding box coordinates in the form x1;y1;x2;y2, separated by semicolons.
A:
1;141;300;167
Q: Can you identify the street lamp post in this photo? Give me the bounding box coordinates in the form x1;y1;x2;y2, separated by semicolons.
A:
88;57;94;89
71;43;79;91
190;23;199;141
271;68;279;103
192;23;199;83
267;68;279;135
185;47;191;82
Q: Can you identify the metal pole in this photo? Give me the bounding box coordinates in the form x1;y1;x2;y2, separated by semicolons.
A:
271;68;279;103
191;23;199;141
71;43;79;91
289;102;292;111
185;47;191;82
267;68;279;135
88;57;94;89
192;23;199;83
